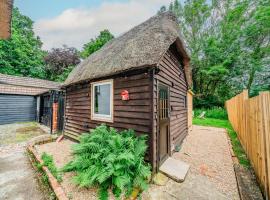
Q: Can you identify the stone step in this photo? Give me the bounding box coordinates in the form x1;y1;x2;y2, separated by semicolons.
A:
159;157;190;182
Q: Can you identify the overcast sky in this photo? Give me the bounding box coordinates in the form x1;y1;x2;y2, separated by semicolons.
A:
15;0;171;50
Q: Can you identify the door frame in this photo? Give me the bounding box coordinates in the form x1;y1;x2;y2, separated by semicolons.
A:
157;81;171;167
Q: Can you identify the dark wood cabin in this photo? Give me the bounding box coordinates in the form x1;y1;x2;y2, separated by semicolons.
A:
62;12;192;172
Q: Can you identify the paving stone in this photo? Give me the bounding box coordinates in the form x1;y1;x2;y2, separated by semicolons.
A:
159;157;190;182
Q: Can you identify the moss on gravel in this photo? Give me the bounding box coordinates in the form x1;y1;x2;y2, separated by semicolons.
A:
1;122;46;145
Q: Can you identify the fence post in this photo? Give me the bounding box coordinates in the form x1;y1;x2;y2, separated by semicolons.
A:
260;92;270;199
240;90;248;151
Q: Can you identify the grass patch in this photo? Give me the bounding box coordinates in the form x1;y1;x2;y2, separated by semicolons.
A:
41;153;62;182
13;126;46;143
27;151;57;200
0;122;46;145
193;117;250;168
16;126;42;133
194;107;228;120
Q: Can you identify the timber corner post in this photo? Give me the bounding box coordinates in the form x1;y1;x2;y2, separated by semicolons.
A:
187;89;194;132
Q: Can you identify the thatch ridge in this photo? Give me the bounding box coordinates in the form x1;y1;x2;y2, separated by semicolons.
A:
65;12;190;86
0;0;13;39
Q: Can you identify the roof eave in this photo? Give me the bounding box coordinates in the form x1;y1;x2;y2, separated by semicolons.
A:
174;38;192;88
62;64;157;88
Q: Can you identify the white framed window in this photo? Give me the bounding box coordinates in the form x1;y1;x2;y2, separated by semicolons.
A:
91;79;113;122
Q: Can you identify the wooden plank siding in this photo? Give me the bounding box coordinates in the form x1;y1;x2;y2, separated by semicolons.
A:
64;73;153;159
64;49;188;172
153;49;188;166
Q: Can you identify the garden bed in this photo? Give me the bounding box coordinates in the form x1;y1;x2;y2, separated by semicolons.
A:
31;125;241;200
34;139;117;200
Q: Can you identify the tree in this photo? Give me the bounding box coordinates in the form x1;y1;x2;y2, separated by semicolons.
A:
241;0;270;94
0;8;46;79
160;0;270;107
44;45;81;82
81;30;114;58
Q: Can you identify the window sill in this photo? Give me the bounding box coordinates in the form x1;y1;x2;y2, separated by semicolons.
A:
91;116;113;123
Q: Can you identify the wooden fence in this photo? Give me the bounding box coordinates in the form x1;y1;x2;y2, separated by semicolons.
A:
226;90;270;199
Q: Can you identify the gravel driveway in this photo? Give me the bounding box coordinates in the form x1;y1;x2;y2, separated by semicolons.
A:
0;123;49;200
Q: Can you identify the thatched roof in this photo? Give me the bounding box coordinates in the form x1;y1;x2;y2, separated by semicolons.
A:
0;0;13;39
0;73;61;95
64;12;191;86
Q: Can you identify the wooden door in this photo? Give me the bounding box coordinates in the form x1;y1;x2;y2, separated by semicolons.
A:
158;84;170;165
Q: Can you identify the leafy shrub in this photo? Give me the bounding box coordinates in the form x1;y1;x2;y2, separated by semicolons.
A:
194;107;228;120
194;95;225;108
28;151;57;200
62;125;151;200
41;152;62;182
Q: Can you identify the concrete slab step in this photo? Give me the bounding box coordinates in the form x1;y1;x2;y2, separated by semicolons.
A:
159;157;190;182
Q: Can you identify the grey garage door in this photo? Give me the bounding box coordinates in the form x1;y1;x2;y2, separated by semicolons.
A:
0;94;37;125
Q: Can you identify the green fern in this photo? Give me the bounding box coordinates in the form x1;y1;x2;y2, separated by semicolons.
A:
41;152;62;182
62;124;151;199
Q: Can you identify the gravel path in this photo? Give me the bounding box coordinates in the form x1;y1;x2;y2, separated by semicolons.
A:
174;126;239;199
0;123;49;200
144;125;240;200
36;125;240;200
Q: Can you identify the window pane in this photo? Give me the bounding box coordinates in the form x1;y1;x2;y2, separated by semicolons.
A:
94;84;110;115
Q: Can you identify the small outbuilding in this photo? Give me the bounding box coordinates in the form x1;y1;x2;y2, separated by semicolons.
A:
63;12;192;172
0;73;61;127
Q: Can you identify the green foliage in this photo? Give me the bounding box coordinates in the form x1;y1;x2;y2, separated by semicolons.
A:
194;107;228;120
194;95;224;108
62;125;151;200
193;118;250;167
52;65;75;82
81;30;114;58
27;151;57;200
161;0;270;107
250;84;270;97
44;45;80;82
41;152;62;182
0;8;46;78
